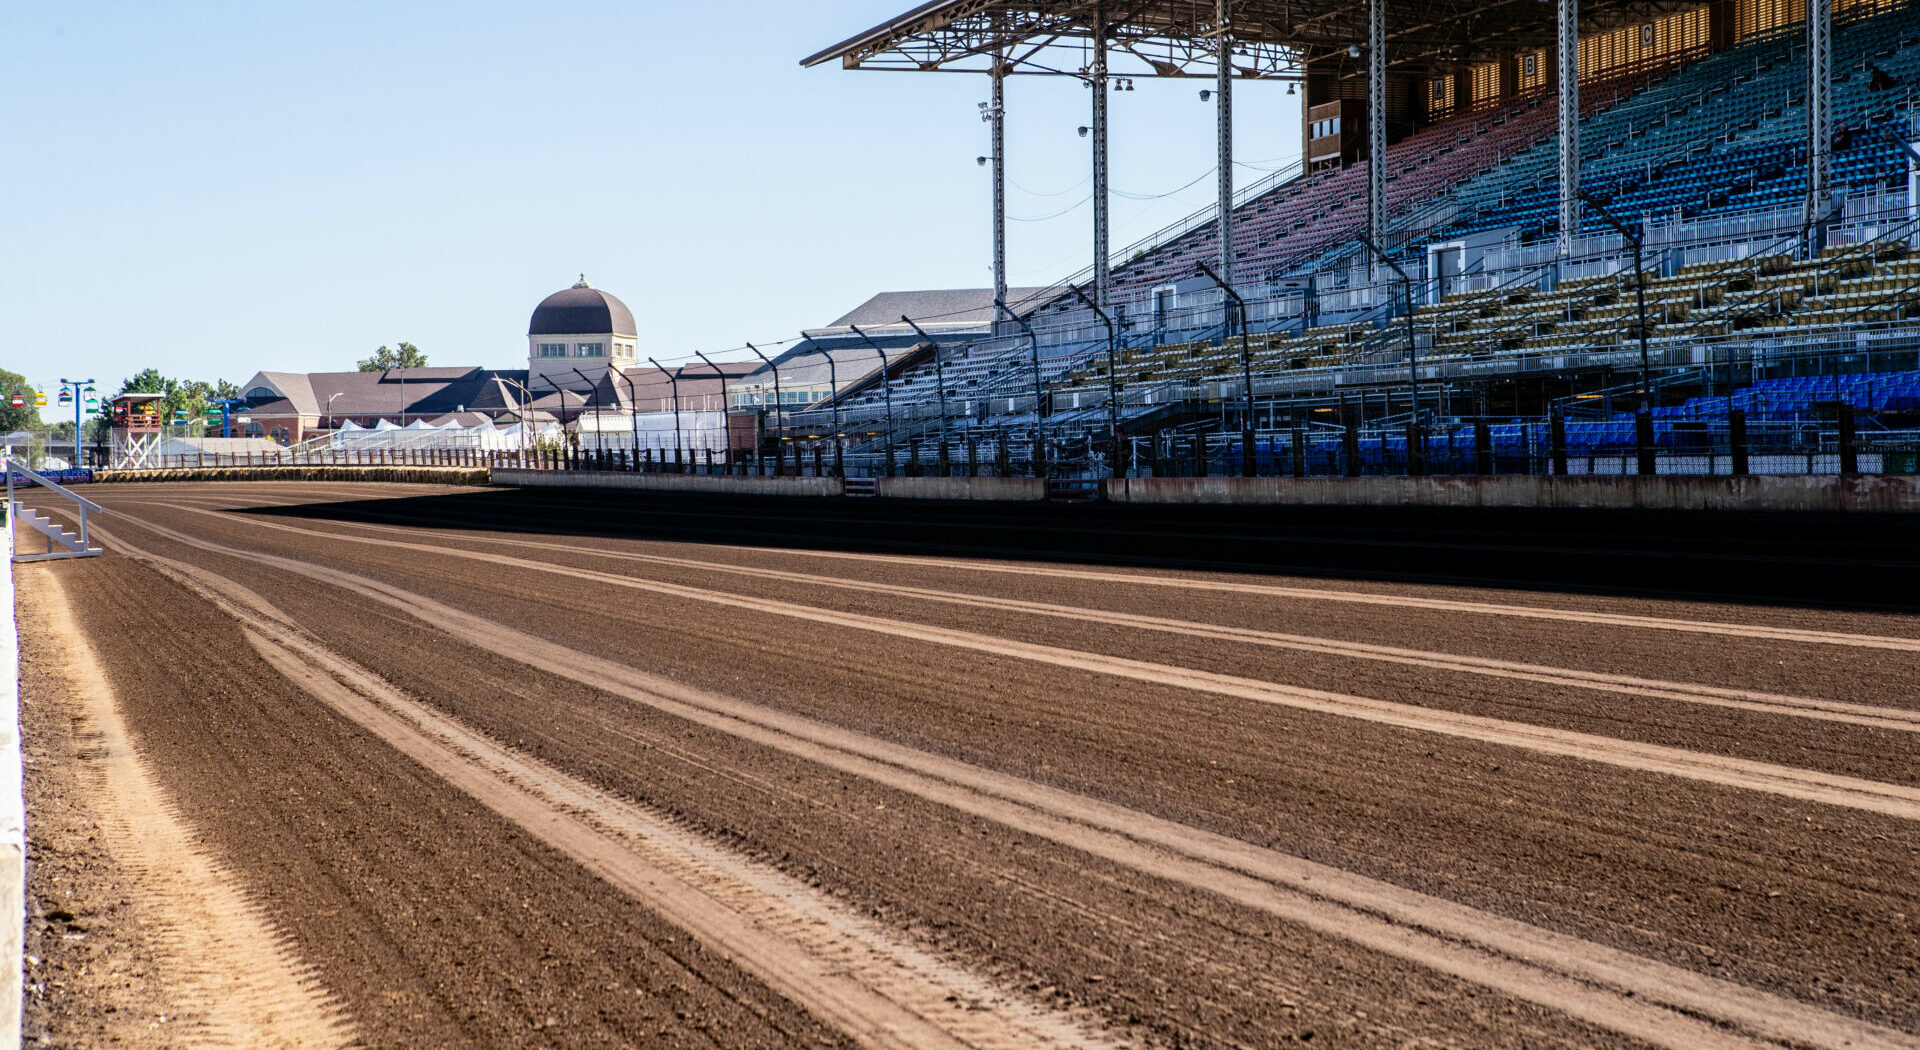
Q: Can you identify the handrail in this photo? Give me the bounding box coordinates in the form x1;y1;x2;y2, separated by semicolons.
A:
4;458;104;515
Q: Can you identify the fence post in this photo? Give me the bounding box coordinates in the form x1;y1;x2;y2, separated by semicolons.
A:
1474;419;1493;476
966;435;978;478
1408;422;1427;478
1343;412;1361;478
1729;408;1749;476
1195;435;1209;478
1291;426;1306;478
1550;412;1568;476
1635;410;1656;476
812;447;824;477
1838;402;1858;476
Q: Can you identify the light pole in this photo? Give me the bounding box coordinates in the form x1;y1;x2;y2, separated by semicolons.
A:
57;378;94;468
1196;262;1256;476
1067;282;1123;477
815;345;845;477
1353;231;1421;423
326;392;343;434
614;367;639;462
846;324;897;477
1578;190;1652;408
899;316;951;470
994;300;1047;477
569;367;605;460
692;350;731;471
499;376;539;462
647;357;683;471
745;342;783;470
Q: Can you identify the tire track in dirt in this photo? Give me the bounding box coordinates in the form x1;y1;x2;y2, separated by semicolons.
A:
240;628;1124;1050
187;508;1915;735
137;488;1920;649
17;565;356;1050
134;505;1920;821
88;514;1920;1050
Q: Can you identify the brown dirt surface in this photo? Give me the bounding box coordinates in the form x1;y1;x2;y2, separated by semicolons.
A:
16;562;352;1049
26;481;1920;1050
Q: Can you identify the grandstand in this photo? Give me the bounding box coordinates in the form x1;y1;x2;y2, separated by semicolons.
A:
778;0;1920;480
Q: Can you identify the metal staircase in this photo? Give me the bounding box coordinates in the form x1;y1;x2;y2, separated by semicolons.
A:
6;459;103;562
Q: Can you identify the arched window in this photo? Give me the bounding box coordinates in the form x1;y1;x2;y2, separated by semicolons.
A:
246;386;277;400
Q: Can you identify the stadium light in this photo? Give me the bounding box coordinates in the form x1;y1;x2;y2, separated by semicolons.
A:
976;156;988;166
1199;89;1212;102
1077;126;1089;138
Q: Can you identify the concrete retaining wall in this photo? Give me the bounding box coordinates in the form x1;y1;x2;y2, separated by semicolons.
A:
1102;474;1920;512
1;525;21;1050
96;466;490;486
493;469;844;497
873;477;1046;501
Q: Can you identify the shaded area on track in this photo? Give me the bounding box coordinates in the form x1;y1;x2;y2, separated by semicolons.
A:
246;487;1920;612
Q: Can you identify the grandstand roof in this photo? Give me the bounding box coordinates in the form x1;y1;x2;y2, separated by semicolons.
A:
803;0;1700;77
815;287;1050;335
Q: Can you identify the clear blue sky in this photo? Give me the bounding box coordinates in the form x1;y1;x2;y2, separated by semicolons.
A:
0;1;1300;417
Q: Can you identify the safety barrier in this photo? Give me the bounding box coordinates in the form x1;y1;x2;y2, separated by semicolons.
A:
0;521;22;1050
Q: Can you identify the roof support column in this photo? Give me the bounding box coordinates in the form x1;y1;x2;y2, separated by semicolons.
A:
1806;0;1832;233
1091;1;1111;308
989;61;1009;325
1216;0;1235;288
1367;0;1386;254
1557;0;1580;258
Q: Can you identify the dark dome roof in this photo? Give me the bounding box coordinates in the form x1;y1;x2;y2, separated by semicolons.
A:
529;276;636;337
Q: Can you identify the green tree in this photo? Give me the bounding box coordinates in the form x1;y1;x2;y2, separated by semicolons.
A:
0;367;38;433
357;342;428;372
112;370;240;435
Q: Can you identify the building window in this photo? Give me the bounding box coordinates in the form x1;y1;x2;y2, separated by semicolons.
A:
538;343;567;358
576;342;605;357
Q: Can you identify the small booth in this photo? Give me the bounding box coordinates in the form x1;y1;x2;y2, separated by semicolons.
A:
108;392;166;469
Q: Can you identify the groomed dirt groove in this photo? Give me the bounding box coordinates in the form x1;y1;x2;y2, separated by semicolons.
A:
31;481;1920;1049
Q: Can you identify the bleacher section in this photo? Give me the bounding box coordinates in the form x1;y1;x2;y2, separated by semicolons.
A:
1102;72;1654;303
1416;238;1920;358
1433;6;1919;244
811;5;1920;468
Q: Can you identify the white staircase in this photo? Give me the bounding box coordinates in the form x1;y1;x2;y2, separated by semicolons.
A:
5;459;103;563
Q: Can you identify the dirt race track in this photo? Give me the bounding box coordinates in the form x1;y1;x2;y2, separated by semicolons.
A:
16;480;1920;1049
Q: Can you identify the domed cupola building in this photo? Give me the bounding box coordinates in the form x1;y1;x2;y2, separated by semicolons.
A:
528;275;639;388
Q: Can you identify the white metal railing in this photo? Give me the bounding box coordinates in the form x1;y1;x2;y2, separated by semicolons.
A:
5;458;103;562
